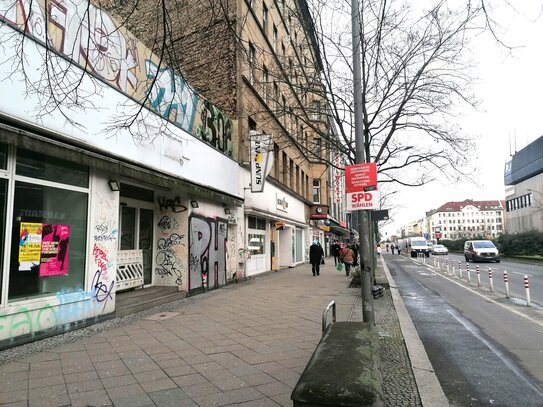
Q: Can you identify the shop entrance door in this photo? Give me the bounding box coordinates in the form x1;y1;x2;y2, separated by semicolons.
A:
119;201;154;286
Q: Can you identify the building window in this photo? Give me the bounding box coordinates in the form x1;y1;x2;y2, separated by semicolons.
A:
312;138;321;157
248;215;266;230
9;148;89;301
248;43;256;85
263;3;269;34
262;66;269;104
310;101;321;121
273;81;279;111
312;179;321;203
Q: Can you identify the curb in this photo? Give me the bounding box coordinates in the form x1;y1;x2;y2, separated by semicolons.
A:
380;257;450;407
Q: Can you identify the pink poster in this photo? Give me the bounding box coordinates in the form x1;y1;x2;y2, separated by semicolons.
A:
39;224;70;277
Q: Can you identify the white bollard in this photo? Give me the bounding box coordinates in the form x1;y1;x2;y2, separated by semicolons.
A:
446;257;449;274
524;275;531;307
503;271;509;299
467;263;471;283
488;267;494;292
452;260;456;277
459;263;463;279
476;265;481;287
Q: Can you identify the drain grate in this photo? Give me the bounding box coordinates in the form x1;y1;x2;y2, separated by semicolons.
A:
143;312;180;321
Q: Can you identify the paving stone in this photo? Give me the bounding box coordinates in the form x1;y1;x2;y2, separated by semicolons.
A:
148;388;195;406
139;377;178;393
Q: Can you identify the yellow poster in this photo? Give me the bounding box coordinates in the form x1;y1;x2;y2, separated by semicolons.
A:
19;223;43;267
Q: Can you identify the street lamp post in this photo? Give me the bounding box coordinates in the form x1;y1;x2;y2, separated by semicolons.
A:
351;0;374;322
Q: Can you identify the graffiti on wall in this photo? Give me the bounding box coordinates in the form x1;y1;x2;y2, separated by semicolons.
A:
0;0;234;156
188;214;228;291
155;208;185;286
157;196;187;214
196;100;233;157
0;287;105;341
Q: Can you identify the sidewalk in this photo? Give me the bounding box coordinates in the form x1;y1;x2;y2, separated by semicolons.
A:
0;258;434;406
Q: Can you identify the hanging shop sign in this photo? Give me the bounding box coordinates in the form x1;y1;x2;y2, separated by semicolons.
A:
249;132;274;193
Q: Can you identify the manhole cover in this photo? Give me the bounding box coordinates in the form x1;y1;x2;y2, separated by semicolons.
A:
143;312;180;321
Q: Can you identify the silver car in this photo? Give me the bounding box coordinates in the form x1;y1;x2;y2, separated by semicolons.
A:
432;244;448;255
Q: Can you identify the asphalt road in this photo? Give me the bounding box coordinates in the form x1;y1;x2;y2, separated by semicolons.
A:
385;253;543;407
432;253;543;306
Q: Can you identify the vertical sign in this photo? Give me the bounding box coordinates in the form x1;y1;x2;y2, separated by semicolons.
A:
332;151;342;204
345;163;378;211
249;132;274;193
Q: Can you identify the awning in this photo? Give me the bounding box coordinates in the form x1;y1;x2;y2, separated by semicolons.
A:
0;117;243;207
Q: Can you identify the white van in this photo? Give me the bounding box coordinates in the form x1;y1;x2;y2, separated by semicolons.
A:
407;237;429;257
464;240;500;263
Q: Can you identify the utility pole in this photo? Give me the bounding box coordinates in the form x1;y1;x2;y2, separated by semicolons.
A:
351;0;374;322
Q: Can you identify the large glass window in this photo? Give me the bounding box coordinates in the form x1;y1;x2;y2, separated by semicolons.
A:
9;182;88;300
0;179;7;297
16;148;89;188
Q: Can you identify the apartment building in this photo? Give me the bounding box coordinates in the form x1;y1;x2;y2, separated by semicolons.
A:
425;199;505;240
108;0;339;270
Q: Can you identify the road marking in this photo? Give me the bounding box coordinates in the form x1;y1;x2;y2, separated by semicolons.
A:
512;271;533;277
426;263;543;328
447;308;543;397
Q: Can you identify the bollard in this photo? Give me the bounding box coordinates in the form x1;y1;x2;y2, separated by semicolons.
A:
524;275;531;307
476;265;481;287
446;258;449;274
459;263;463;279
488;267;494;292
452;260;456;277
503;271;509;299
466;263;471;283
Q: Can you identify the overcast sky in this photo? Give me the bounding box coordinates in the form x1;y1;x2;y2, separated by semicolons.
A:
379;2;543;237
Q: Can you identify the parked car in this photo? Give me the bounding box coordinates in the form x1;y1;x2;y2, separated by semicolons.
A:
464;240;500;263
432;244;448;255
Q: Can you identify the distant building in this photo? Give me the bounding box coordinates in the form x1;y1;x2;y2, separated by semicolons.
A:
504;136;543;234
425;200;505;240
399;219;424;238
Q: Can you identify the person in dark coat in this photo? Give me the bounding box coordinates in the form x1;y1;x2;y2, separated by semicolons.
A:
309;240;325;276
331;240;341;265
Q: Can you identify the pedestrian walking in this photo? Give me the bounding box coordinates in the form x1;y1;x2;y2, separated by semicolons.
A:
386;243;389;253
352;243;359;267
377;244;382;257
339;244;355;277
331;240;341;265
309;240;324;276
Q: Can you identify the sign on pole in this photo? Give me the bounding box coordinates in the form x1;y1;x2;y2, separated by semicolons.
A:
249;132;274;193
345;163;378;211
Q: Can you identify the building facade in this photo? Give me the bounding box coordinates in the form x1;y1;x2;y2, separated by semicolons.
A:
0;0;247;347
425;199;505;241
504;136;543;234
0;0;344;347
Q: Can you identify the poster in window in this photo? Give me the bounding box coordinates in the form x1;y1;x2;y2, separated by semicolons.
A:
39;224;70;277
19;222;43;271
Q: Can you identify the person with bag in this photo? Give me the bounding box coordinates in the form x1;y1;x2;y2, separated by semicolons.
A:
331;240;341;265
339;244;355;277
309;240;324;276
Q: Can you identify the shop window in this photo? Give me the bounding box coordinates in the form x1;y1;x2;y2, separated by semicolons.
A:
0;143;7;170
0;179;7;298
9;181;88;300
16;148;88;188
248;233;265;255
